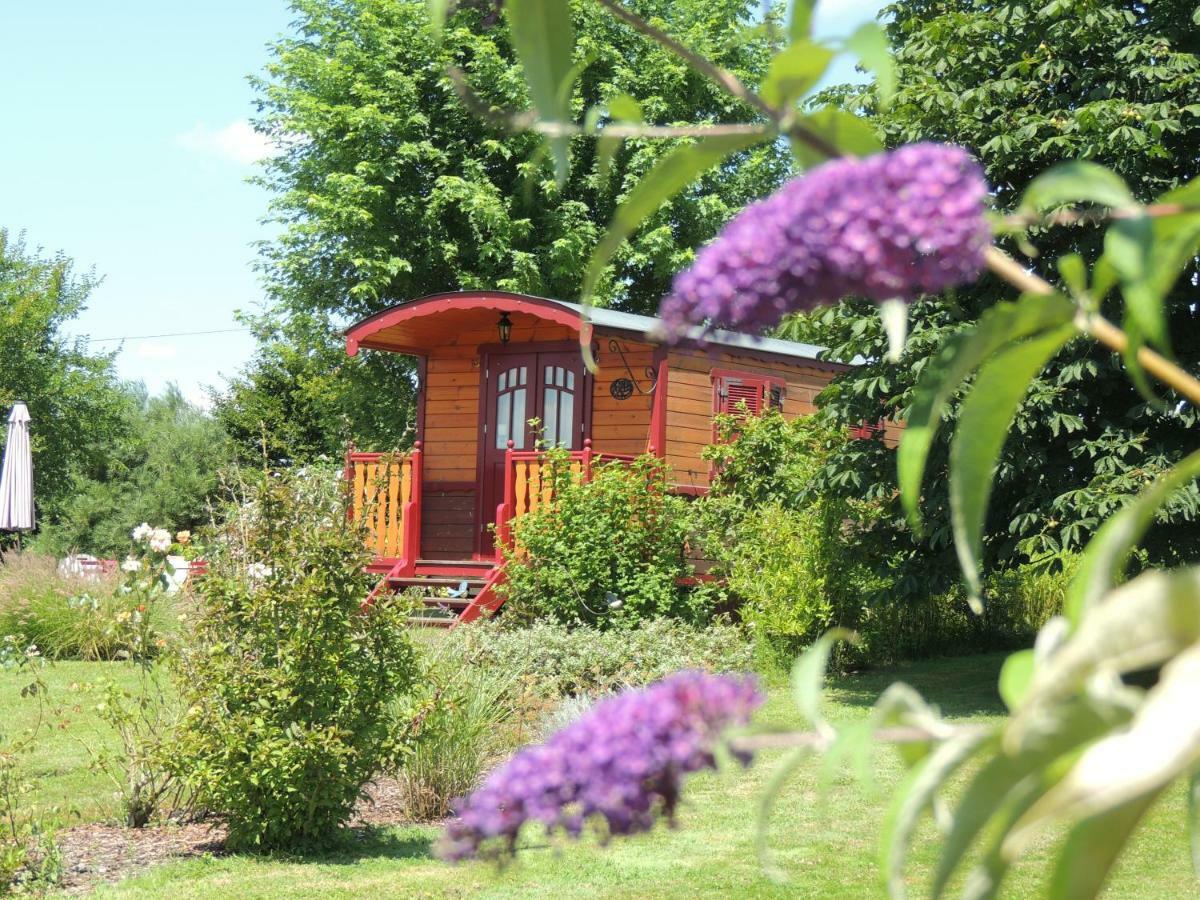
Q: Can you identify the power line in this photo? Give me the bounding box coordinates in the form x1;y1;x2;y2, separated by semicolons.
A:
83;327;251;344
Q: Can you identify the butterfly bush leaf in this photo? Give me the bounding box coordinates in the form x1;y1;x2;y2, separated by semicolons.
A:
1008;643;1200;857
1014;567;1200;745
998;649;1034;711
790;107;881;167
505;0;575;185
791;627;854;728
583;133;763;302
1018;160;1136;214
880;729;994;899
788;0;815;40
761;41;835;109
1066;447;1200;624
844;23;896;106
898;292;1075;532
932;699;1116;897
950;326;1076;603
1046;791;1163;900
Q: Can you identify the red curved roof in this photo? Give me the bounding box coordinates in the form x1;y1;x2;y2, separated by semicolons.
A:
345;291;585;356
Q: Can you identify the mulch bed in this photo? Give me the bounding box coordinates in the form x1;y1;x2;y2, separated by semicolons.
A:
53;775;421;896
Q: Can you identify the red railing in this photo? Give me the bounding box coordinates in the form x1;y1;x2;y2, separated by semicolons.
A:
493;440;634;564
345;443;423;575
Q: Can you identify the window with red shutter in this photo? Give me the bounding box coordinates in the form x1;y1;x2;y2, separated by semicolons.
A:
711;370;786;420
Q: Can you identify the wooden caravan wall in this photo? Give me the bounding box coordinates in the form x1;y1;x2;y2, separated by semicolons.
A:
664;348;842;491
419;320;575;558
590;337;655;459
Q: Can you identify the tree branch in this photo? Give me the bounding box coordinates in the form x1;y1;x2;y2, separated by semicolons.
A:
983;246;1200;408
593;0;843;161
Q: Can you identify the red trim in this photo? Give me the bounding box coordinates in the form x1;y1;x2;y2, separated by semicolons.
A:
455;565;508;625
345;292;584;356
648;348;668;458
415;357;427;444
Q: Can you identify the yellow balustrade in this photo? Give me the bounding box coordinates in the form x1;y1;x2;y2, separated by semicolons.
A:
348;452;415;560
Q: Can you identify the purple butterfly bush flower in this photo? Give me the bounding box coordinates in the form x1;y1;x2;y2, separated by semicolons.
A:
657;143;991;337
437;670;762;861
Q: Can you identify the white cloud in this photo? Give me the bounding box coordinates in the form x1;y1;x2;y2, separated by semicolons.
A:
134;341;178;360
175;119;279;166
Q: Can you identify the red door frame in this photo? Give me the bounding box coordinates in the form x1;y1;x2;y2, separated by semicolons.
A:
473;341;593;558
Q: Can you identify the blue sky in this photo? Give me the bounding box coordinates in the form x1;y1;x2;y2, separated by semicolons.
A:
1;0;882;407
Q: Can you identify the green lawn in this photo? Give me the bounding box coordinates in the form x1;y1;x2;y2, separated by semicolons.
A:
6;656;1195;898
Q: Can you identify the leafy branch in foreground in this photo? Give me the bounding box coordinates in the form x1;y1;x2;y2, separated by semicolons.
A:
437;0;1200;895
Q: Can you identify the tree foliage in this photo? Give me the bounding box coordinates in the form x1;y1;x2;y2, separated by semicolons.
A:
220;0;791;460
0;231;132;544
790;0;1200;601
35;385;232;556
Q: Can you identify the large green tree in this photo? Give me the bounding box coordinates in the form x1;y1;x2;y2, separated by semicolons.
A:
218;0;790;461
38;385;233;556
792;0;1200;600
0;231;133;545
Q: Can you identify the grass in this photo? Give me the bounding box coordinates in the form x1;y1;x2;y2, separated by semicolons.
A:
4;655;1194;898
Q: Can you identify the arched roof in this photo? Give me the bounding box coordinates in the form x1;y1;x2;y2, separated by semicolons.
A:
345;290;835;365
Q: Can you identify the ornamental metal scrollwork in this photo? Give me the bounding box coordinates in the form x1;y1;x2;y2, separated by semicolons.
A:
607;339;658;395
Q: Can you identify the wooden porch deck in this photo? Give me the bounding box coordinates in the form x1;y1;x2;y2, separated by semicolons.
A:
347;443;632;626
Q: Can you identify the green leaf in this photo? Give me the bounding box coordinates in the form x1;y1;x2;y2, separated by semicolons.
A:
950;326;1075;603
1105;213;1168;351
932;700;1116;897
1010;645;1200;858
898;292;1075;531
998;649;1034;711
1148;177;1200;300
1046;791;1162;900
1018;567;1200;725
880;729;994;899
1065;446;1200;623
790;107;881;167
505;0;576;185
426;0;449;37
1054;253;1087;300
959;776;1054;900
1019;160;1136;214
760;41;835;109
844;23;896;106
756;745;812;882
583;133;763;301
596;94;643;182
788;0;815;40
792;627;855;728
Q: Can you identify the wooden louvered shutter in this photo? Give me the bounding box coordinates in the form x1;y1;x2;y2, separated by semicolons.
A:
721;377;765;417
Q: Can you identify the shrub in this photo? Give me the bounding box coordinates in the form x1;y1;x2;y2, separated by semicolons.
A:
695;412;878;668
499;453;703;627
0;552;176;661
844;557;1079;668
168;466;419;851
391;642;517;821
443;617;754;699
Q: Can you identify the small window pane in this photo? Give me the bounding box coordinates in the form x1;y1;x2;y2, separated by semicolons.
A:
519;366;527;385
498;371;507;391
560;391;575;448
543;388;559;446
496;393;511;448
545;365;552;385
566;370;575;390
557;367;565;387
512;389;527;449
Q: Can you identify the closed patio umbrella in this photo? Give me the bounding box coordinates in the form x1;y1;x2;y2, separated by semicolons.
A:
0;402;35;538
